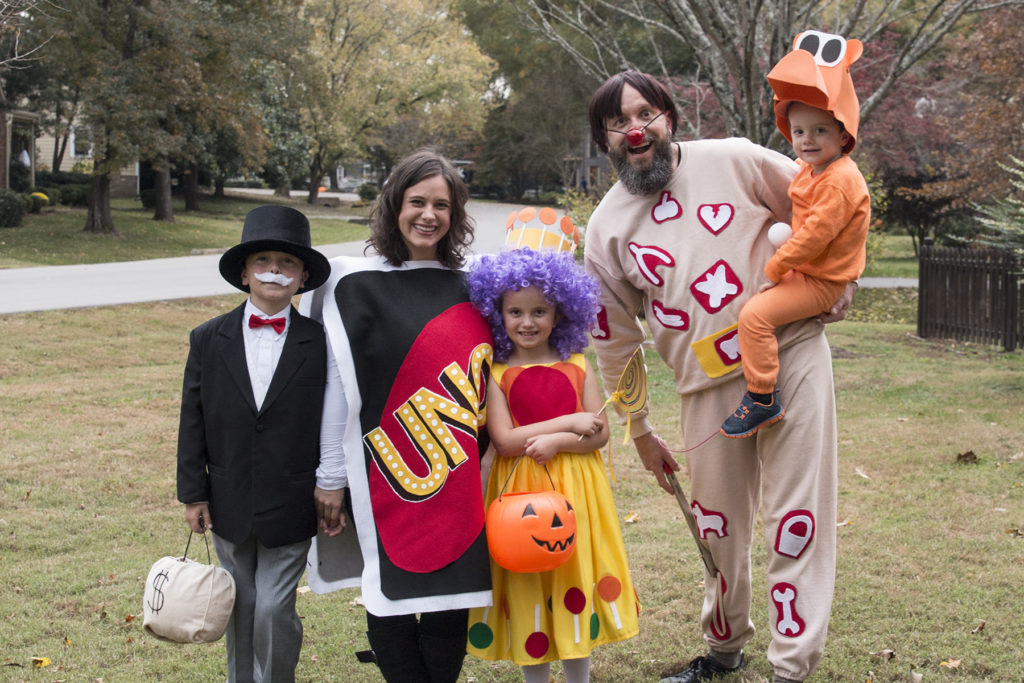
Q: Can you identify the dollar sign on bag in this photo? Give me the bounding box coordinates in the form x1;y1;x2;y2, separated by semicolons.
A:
147;570;169;614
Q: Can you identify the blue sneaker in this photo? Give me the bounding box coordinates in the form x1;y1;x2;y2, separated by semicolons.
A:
720;392;784;438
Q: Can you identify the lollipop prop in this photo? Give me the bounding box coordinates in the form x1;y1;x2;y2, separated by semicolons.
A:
582;345;648;446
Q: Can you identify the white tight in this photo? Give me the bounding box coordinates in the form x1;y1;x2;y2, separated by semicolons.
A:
522;656;591;683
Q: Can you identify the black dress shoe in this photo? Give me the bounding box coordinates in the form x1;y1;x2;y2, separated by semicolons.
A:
659;653;744;683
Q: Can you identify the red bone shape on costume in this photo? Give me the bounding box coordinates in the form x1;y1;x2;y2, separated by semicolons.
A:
766;30;862;153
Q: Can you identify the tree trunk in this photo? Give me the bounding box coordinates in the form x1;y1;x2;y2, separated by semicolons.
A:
328;161;339;191
53;131;69;172
183;161;200;211
153;162;175;222
306;158;322;204
273;181;291;198
83;172;118;234
214;175;226;198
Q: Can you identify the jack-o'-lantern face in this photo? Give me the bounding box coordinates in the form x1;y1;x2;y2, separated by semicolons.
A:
485;490;577;573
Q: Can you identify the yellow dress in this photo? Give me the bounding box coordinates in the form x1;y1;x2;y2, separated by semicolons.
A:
467;354;639;665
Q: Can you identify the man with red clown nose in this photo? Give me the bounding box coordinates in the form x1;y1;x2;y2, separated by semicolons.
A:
583;41;862;683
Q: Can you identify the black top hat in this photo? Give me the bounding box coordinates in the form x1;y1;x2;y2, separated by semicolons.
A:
219;205;331;294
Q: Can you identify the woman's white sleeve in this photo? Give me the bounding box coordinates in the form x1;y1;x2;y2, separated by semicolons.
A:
317;342;348;490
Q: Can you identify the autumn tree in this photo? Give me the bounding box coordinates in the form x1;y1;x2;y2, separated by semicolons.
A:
932;7;1024;203
289;0;492;204
459;0;612;199
516;0;1024;151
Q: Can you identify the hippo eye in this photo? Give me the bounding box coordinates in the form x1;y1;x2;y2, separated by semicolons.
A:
797;33;819;56
820;38;845;65
795;30;846;67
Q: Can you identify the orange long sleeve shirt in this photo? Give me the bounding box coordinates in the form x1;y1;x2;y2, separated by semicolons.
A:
764;155;870;285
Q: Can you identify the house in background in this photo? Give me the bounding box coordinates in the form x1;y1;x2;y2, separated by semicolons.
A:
566;127;610;193
35;122;139;198
1;109;40;190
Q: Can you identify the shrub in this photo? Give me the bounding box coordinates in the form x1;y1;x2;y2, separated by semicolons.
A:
60;183;89;207
35;170;92;187
0;188;24;227
36;186;61;205
357;183;379;202
139;188;156;209
26;192;47;213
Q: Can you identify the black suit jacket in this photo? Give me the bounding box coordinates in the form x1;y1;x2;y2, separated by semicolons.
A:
176;303;327;548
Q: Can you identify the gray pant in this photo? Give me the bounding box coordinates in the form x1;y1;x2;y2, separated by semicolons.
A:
212;533;311;683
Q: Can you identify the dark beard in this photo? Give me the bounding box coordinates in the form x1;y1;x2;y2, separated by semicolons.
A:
609;137;675;196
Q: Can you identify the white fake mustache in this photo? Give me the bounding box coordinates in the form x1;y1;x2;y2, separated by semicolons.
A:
253;272;295;286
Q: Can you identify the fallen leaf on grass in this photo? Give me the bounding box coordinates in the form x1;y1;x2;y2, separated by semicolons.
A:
971;619;986;633
956;450;978;464
64;636;72;645
624;511;640;524
869;649;895;661
855;467;871;480
310;655;319;663
1005;528;1023;537
124;614;135;623
908;671;923;682
22;489;31;501
940;658;961;669
31;657;50;668
296;586;311;595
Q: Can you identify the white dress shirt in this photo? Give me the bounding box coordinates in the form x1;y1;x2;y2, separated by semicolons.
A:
242;300;290;410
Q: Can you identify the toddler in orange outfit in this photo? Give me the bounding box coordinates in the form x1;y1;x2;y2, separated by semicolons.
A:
722;31;871;438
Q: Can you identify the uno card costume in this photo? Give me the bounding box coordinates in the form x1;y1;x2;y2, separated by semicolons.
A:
584;39;861;674
300;256;493;615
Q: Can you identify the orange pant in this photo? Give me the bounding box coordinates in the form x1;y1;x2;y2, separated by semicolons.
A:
737;271;847;394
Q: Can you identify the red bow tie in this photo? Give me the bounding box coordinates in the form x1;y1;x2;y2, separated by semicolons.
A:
248;314;286;334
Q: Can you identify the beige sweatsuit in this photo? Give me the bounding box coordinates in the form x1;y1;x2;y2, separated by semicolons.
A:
584;138;838;681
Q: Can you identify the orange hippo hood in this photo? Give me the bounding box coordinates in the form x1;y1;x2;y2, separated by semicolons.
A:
767;30;862;153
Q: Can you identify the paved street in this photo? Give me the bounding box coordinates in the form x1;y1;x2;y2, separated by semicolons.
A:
0;198;529;314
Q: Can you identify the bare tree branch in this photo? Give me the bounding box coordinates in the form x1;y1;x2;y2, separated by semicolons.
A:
1;0;63;70
518;0;1024;147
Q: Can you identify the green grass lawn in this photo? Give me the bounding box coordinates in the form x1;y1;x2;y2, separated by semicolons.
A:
6;207;1016;680
864;232;919;279
0;194;370;268
1;289;1021;681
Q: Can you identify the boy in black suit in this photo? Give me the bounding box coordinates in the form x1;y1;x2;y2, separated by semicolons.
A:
176;205;331;683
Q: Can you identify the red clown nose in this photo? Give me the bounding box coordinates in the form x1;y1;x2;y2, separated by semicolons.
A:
626;129;645;146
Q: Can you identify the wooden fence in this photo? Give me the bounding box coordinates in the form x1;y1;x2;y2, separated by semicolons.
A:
917;241;1024;351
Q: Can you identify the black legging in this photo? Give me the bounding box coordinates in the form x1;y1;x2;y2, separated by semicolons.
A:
365;609;469;682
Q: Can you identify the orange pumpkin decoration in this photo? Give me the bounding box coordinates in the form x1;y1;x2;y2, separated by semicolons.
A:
485;490;577;573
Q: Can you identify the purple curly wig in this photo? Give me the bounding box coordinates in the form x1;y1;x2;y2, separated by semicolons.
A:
468;248;600;363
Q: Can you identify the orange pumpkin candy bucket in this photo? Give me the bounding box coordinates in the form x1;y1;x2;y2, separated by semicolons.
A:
484;456;577;573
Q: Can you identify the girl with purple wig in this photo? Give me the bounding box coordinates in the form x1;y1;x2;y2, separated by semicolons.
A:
465;247;639;683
